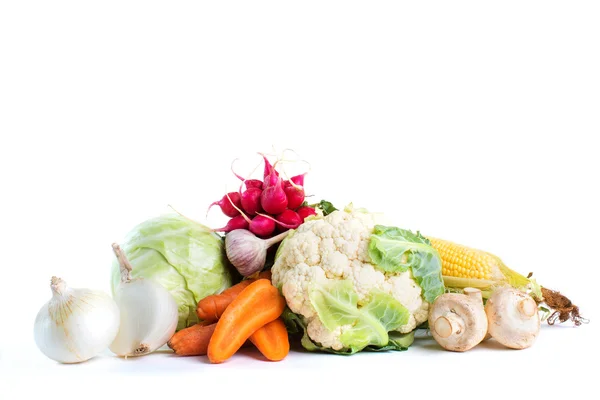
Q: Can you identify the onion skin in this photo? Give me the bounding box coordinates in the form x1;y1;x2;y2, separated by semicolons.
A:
110;244;179;357
109;278;179;357
34;277;120;364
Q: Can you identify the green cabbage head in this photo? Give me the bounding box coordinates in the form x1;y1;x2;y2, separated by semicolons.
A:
111;214;232;330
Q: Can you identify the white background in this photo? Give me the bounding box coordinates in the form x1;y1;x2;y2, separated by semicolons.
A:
1;1;599;399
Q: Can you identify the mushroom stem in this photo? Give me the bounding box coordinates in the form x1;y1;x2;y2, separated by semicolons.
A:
463;287;483;303
434;313;465;338
429;291;489;352
518;297;537;318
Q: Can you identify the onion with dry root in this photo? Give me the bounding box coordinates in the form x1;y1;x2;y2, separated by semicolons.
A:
429;287;488;352
485;287;540;349
110;244;179;357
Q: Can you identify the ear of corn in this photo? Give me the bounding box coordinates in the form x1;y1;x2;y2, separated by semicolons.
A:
424;236;583;324
426;237;536;298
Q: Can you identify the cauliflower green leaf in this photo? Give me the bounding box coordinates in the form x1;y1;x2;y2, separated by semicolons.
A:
281;308;322;352
368;225;445;303
387;331;416;348
308;280;410;353
314;200;338;216
281;305;414;355
370;331;416;352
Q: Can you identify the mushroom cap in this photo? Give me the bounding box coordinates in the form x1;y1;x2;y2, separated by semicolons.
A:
485;287;540;349
429;292;488;352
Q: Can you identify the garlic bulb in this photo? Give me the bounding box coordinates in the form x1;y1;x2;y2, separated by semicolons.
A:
110;243;178;357
33;277;120;363
225;229;290;276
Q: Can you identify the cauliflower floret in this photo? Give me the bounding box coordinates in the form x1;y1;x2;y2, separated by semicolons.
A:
306;318;351;351
279;263;327;320
387;271;430;332
322;251;350;278
272;207;437;351
350;261;386;300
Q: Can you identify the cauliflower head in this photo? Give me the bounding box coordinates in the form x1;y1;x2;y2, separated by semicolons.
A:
272;207;444;353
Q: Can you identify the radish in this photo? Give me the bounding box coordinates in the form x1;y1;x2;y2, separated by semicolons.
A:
261;158;288;214
283;174;306;188
230;157;264;189
244;179;263;190
249;214;276;238
231;169;263;190
240;187;263;216
265;169;279;187
254;212;301;233
215;195;274;238
218;196;273;237
213;215;249;233
296;206;317;220
275;210;302;232
290;173;306;187
207;192;242;218
260;153;279;183
284;184;305;210
282;172;306;209
261;174;288;214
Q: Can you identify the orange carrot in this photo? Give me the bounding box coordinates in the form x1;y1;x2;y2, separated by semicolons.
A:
207;279;285;364
251;270;272;280
167;323;217;356
196;270;272;322
197;281;253;321
249;318;289;361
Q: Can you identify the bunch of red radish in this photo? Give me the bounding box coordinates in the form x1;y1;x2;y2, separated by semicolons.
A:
208;154;317;238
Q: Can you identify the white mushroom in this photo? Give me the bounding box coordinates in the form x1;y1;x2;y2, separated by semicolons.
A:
429;287;488;352
485;287;540;349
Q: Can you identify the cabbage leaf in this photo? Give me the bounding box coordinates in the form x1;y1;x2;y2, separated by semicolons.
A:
111;214;232;330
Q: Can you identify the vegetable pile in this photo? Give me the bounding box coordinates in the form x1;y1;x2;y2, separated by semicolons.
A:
33;150;588;364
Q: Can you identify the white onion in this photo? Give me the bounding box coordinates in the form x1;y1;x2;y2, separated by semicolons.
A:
109;243;178;357
33;277;120;363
